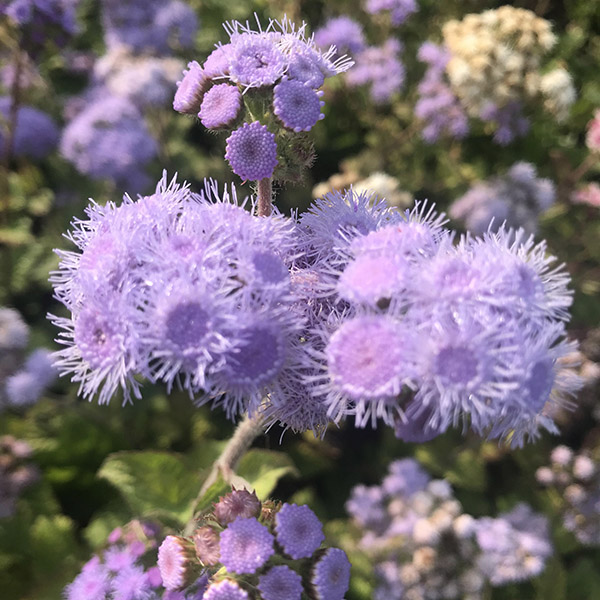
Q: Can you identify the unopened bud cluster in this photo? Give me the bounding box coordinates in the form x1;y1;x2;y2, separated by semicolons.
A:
157;489;351;600
173;18;352;183
347;459;552;600
536;445;600;546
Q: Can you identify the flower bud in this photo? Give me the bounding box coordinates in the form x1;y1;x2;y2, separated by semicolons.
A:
213;488;261;526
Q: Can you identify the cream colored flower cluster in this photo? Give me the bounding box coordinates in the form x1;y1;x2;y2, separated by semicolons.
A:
442;6;574;121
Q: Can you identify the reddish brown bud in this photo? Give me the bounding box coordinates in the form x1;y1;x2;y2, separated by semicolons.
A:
193;526;221;566
213;489;261;526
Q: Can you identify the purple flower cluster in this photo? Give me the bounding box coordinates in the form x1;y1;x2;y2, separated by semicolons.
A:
1;0;78;52
157;489;350;600
100;0;198;54
0;96;59;160
64;519;207;600
314;16;366;57
60;94;157;192
49;174;304;420
415;42;468;142
450;162;556;236
346;39;405;104
365;0;418;26
302;192;579;445
0;436;40;518
173;17;352;183
49;174;580;442
347;459;553;599
536;445;600;545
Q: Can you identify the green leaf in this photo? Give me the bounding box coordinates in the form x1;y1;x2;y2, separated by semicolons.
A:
237;449;299;500
193;473;230;517
29;515;78;578
534;556;567;600
98;451;201;525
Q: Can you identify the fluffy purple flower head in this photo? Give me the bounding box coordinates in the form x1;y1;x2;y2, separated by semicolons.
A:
314;16;366;56
218;517;275;574
300;188;403;261
286;50;325;89
228;33;287;88
345;484;388;530
203;44;233;78
275;503;325;559
173;61;211;115
323;314;414;426
273;78;324;132
311;548;351;600
258;565;304;600
346;40;405;103
198;84;241;129
24;348;57;386
225;121;278;181
110;564;153;600
65;560;111;600
0;98;59;160
202;580;248;600
366;0;418;26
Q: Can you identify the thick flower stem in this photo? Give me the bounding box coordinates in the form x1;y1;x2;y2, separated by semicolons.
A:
195;413;264;498
256;178;273;217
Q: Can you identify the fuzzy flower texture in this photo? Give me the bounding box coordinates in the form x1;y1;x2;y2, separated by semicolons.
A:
347;458;553;600
50;169;580;446
156;489;350;600
173;17;352;183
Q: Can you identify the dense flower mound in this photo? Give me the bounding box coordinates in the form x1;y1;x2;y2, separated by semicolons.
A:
416;6;575;143
49;174;305;420
347;459;553;599
64;520;208;600
172;16;352;184
537;445;600;545
450;162;556;236
301;193;580;445
156;489;351;600
60;94;157;192
101;0;199;54
0;97;59;160
49;173;579;442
